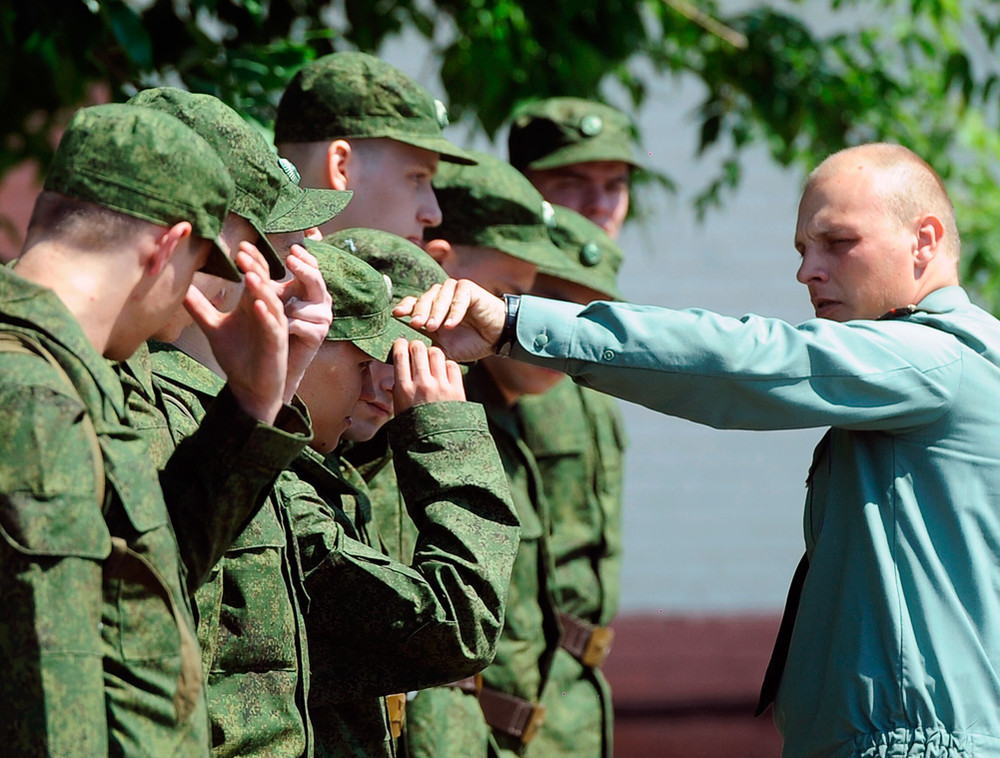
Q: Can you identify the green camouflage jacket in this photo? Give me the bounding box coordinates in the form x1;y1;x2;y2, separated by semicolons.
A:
289;398;519;758
403;363;562;758
517;377;627;758
0;268;305;757
142;344;313;758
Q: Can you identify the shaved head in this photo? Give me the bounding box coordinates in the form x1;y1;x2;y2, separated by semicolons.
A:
808;143;960;262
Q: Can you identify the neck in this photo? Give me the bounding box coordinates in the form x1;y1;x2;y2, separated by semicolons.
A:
14;241;134;356
172;325;225;378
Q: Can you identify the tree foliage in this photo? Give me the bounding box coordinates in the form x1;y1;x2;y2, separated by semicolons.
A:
4;0;1000;308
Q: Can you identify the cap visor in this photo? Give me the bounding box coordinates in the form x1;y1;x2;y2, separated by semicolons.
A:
200;236;242;282
528;142;639;171
398;135;478;166
251;219;286;279
265;187;354;234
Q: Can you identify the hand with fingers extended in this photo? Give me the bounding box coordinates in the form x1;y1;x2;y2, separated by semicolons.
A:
393;278;506;364
391;338;466;416
185;241;288;424
274;244;332;404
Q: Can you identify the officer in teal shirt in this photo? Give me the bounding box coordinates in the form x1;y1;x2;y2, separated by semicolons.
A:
398;143;1000;757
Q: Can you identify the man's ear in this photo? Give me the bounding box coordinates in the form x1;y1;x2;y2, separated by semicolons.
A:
147;222;193;276
423;238;453;266
326;140;353;191
914;214;945;268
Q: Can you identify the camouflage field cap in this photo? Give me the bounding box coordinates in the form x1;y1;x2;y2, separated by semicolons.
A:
507;97;638;172
429;150;568;272
325;227;445;302
128;87;286;278
274;52;476;165
44;103;240;282
265;156;353;234
545;206;624;300
304;238;424;362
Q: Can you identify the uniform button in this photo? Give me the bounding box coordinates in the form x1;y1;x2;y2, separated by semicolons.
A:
534;334;550;349
602;349;615;361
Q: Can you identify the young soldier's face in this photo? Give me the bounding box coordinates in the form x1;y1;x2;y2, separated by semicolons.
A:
297;340;375;453
341;359;395;443
526;160;631;240
152;214;256;342
795;168;918;322
332;140;442;247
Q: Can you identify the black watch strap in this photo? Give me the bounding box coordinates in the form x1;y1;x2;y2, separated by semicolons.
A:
496;294;521;356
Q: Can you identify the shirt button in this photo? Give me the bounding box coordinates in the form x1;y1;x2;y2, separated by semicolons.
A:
602;349;615;361
533;334;550;349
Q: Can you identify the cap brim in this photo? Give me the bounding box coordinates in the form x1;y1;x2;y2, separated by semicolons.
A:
249;219;286;279
351;319;431;363
199;235;242;282
265;186;354;234
527;142;639;171
396;135;479;166
493;238;574;277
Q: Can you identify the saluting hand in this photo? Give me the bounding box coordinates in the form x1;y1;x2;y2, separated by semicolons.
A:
184;242;288;424
393;278;506;363
272;243;332;404
391;338;465;416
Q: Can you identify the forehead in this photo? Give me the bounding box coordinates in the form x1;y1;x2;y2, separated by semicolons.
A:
795;167;886;234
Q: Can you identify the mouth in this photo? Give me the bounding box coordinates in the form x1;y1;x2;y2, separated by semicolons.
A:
364;400;391;417
812;297;840;318
406;236;425;249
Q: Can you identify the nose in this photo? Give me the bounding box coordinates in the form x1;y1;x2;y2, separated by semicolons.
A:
795;248;827;285
358;363;376;402
419;187;443;229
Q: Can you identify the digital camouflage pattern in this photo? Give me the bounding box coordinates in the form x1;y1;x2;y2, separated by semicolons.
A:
305;238;426;358
127;87;288;278
0;268;209;756
518;380;627;758
265;156;352;234
289;399;520;758
274;51;475;165
402;364;562;758
142;343;314;758
44;102;238;281
507;97;638;172
429;151;567;273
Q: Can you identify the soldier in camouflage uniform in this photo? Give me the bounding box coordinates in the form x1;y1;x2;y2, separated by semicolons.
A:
400;151;570;758
274;51;476;244
516;208;627;758
281;240;519;758
507;99;637;758
0;104;309;757
121;87;349;758
325;227;451;564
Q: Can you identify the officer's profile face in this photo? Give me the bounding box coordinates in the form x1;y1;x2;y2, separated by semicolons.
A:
794;167;918;322
298;340;375;453
526;160;631;240
334;139;442;248
341;359;395;443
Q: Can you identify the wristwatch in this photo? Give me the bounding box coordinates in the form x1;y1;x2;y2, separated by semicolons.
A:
495;294;521;357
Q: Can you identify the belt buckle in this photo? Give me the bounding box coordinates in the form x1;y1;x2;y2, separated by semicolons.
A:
520;702;547;745
385;693;407;739
581;626;615;668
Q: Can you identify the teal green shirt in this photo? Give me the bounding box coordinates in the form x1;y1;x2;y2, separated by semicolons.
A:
513;287;1000;757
